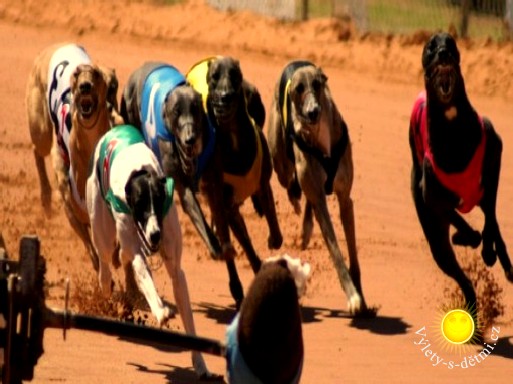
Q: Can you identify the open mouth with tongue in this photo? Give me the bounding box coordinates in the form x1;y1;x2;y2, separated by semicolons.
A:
433;64;456;104
77;93;97;119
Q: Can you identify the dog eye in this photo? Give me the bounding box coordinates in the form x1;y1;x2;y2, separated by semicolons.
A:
211;71;220;82
294;83;304;95
312;79;321;92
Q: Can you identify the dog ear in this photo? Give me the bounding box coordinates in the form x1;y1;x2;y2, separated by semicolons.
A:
316;67;328;84
124;169;148;203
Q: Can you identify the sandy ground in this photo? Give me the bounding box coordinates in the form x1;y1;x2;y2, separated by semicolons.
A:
0;0;512;383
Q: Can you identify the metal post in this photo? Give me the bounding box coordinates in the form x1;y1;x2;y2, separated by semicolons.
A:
460;0;471;38
506;0;513;38
301;0;308;20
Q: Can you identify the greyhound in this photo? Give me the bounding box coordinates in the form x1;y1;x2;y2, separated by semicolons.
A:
267;60;369;315
409;32;513;320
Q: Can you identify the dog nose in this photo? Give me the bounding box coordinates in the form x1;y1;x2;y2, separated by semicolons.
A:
79;81;92;93
437;47;450;61
219;91;235;104
307;107;320;122
150;230;161;246
185;134;196;146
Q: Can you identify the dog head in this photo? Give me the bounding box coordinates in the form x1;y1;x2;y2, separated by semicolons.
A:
288;64;328;145
162;85;206;176
125;169;168;254
70;63;108;127
230;255;307;383
206;56;244;123
422;32;463;107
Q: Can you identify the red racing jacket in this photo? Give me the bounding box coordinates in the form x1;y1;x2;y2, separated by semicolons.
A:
410;91;486;213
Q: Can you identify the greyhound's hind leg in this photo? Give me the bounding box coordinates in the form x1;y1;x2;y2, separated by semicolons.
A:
301;201;314;250
63;203;100;271
450;211;481;248
254;183;283;250
228;208;262;273
34;150;52;216
427;218;478;308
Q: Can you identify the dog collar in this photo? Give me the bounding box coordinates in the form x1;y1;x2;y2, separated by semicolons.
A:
225;314;303;384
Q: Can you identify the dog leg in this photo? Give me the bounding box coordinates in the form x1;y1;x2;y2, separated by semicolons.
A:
33;150;52;215
228;207;262;273
129;253;171;326
179;184;222;259
428;221;477;307
450;211;481;248
338;196;365;301
479;121;513;281
301;201;314;250
252;183;283;250
288;174;302;215
311;197;363;314
161;205;219;380
258;132;283;250
412;177;478;309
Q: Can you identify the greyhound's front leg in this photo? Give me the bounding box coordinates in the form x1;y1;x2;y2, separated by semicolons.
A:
312;197;363;314
98;260;113;298
479;124;513;280
128;252;171;326
179;184;222;259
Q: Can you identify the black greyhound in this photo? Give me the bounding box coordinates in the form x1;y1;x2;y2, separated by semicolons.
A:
187;56;283;308
409;32;513;318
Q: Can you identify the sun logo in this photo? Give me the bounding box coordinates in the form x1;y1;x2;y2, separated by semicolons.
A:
441;309;475;344
433;301;482;354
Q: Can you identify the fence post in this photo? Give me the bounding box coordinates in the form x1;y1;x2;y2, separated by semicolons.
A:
301;0;308;20
507;0;513;38
460;0;470;38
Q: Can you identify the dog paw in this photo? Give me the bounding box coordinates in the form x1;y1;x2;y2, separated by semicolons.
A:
156;305;174;327
291;199;302;215
481;245;497;267
505;267;513;283
192;353;224;382
347;292;363;315
452;230;482;248
267;233;283;250
198;372;224;382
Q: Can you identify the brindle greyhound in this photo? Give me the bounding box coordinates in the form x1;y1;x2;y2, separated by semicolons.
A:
187;56;283;308
267;60;369;315
409;32;513;319
120;62;225;261
26;43;118;272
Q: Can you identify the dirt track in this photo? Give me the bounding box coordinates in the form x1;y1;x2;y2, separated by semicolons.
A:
0;1;512;383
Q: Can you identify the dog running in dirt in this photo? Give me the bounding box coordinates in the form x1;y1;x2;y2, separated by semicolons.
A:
409;32;513;320
186;56;283;308
267;60;370;315
225;254;310;384
120;62;225;262
86;124;221;380
26;43;119;271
